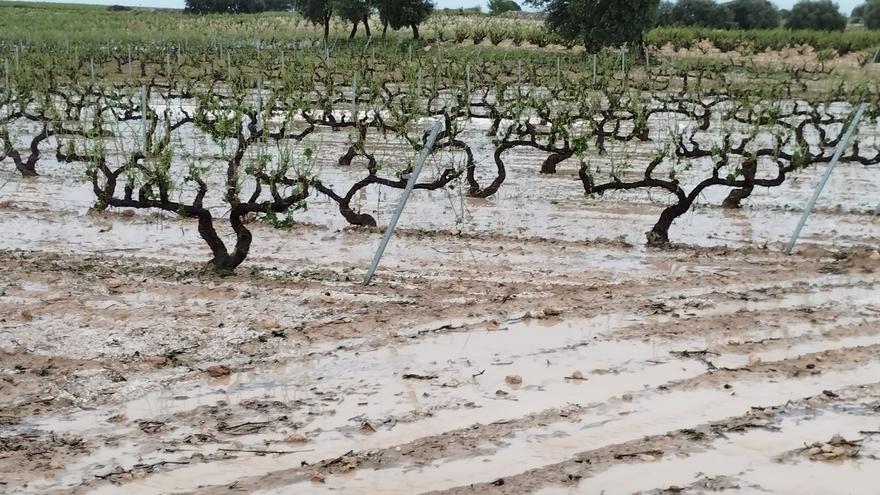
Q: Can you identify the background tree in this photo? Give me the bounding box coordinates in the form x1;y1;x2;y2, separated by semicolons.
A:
725;0;781;29
489;0;522;15
780;8;791;23
527;0;661;53
656;1;675;25
861;0;880;28
376;0;434;39
185;0;291;13
293;0;333;41
669;0;735;28
786;0;847;30
335;0;373;38
851;3;865;22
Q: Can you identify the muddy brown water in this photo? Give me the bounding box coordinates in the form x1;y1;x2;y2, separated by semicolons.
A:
2;111;880;494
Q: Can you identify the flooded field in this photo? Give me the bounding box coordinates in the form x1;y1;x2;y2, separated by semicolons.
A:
2;159;880;493
3;67;880;495
4;2;880;493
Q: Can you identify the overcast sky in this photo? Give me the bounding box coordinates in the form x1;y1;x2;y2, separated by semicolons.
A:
10;0;865;15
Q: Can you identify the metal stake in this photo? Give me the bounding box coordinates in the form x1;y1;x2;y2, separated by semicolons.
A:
363;120;443;285
352;71;358;125
785;103;868;254
140;86;148;154
592;54;597;84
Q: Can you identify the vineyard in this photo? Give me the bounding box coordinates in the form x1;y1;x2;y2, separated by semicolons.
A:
3;3;880;495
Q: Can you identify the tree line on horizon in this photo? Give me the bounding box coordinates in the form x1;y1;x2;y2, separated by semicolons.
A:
182;0;880;50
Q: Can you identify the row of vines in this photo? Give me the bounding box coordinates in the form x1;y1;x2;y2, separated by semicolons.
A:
2;41;879;272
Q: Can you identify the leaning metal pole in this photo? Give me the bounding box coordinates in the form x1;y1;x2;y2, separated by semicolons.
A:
784;103;868;255
363;119;443;285
785;47;880;255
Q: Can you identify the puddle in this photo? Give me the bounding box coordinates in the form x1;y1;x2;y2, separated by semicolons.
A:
535;409;880;495
66;313;880;495
250;366;880;495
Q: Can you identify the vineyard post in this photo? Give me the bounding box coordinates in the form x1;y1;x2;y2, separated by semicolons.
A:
90;58;95;85
257;78;263;128
592;54;597;84
3;58;8;89
465;64;471;96
127;45;132;81
556;56;560;88
140;86;148;155
517;59;522;95
785;103;868;255
363;119;443;285
352;71;358;125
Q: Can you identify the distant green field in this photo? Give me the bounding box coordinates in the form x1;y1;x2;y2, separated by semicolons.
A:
1;0;878;56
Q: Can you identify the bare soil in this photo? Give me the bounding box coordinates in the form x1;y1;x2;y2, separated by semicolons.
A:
2;210;880;494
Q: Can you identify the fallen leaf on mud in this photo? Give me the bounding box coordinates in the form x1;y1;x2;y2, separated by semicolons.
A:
505;375;523;385
205;365;231;377
490;478;505;486
20;309;33;321
286;433;307;443
138;421;165;434
337;456;358;472
261;319;280;330
142;356;169;368
360;422;376;433
107;414;127;423
496;389;509;396
801;435;861;461
566;370;585;381
310;472;325;483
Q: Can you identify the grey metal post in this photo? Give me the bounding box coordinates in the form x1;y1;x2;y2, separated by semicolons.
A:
140;86;148;154
517;59;522;94
352;71;358;125
256;78;263;128
784;103;868;254
592;54;597;84
363;120;443;285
